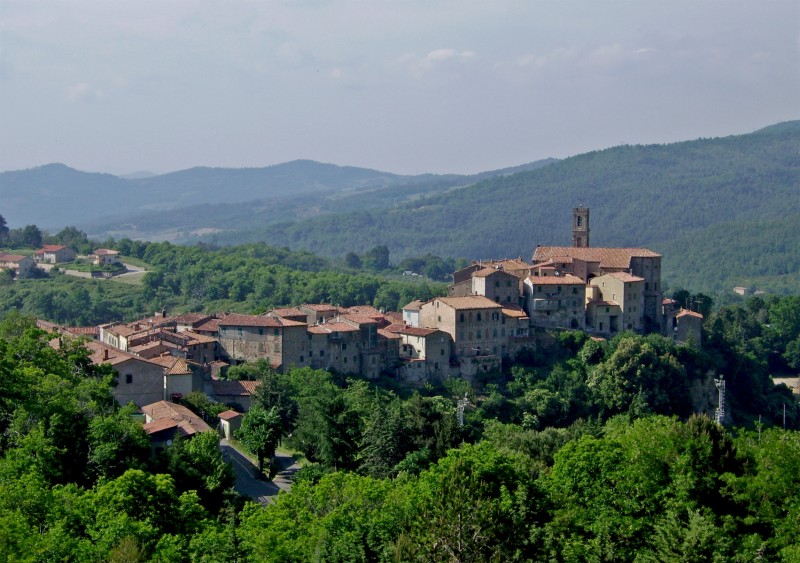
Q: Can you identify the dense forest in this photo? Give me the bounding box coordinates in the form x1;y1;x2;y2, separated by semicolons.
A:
204;121;800;294
0;225;451;326
1;293;799;561
1;217;799;560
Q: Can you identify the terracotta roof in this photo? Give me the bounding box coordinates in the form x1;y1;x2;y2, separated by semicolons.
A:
377;328;402;340
174;313;213;324
212;379;261;396
193;318;220;332
180;330;217;344
218;313;305;328
36;245;67;253
402;300;424;311
676;309;704;319
532;246;660;269
526;274;585;285
339;314;379;326
65;326;99;336
84;340;159;368
301;304;339;312
218;409;242;421
140;401;211;434
502;305;529;319
339;305;383;317
398;326;439;337
434;295;502;310
472;266;517;278
92;248;119;256
0;253;30;262
383;311;403;323
147;356;194;375
307;322;360;334
604;272;645;283
662;298;678;305
37;319;60;331
268;307;307;318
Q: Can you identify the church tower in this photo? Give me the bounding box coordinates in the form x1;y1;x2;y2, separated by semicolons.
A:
572;206;590;248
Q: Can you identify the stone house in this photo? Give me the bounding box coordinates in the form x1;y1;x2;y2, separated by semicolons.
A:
587;272;645;334
218;410;243;440
211;380;261;411
419;295;504;375
34;245;76;264
524;273;587;330
396;326;451;381
216;314;307;371
84;340;166;407
141;401;212;454
0;253;36;278
89;248;120;265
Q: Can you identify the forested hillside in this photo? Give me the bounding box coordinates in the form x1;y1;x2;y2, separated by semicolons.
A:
212;121;800;294
2;296;799;561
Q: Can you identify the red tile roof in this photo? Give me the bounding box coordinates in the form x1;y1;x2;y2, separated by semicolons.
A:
434;295;502;310
533;246;660;269
676;309;704;319
140;401;211;434
526;274;585;285
212;380;261;396
604;272;645;283
218;409;242;421
398;326;439;337
36;245;67;253
218;313;305;328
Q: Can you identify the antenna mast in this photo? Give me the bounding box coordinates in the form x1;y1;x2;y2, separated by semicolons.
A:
714;378;726;425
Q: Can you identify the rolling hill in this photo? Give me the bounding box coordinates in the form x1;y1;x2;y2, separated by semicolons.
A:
204;121;800;294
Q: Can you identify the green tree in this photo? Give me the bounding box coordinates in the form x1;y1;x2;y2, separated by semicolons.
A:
237;406;283;477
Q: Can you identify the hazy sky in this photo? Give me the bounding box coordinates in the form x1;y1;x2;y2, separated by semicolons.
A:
1;1;798;176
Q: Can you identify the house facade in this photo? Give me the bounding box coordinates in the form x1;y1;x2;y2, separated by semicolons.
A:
0;253;36;278
34;245;76;264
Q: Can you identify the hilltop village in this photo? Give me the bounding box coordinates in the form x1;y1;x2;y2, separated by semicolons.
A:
41;208;703;411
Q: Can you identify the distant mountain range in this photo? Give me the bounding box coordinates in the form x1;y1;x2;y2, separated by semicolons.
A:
1;121;798;294
0;158;556;236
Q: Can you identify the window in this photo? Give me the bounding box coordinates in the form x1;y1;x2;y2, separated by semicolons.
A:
309;350;313;357
507;281;512;287
493;328;497;337
320;350;325;357
538;286;542;293
342;343;347;350
495;281;500;288
476;330;482;339
438;315;442;322
434;362;439;370
459;313;465;322
572;287;578;294
237;328;242;336
274;329;279;336
477;312;482;321
125;373;133;384
441;348;445;356
344;357;347;363
258;328;264;335
299;356;304;363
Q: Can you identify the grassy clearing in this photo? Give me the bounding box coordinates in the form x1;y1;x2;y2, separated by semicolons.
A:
110;271;147;285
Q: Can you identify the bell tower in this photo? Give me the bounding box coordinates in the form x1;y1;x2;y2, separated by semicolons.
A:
572;206;590;248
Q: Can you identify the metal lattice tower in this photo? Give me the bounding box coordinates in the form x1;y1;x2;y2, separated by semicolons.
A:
456;394;470;427
714;378;726;425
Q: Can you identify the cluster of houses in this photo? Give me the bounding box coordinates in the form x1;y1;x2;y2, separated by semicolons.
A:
34;207;707;452
40;208;702;410
0;245;121;279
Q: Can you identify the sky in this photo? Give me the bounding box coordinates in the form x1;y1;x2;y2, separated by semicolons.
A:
1;1;798;176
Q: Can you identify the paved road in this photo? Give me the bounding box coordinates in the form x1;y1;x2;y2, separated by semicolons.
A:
117;262;145;276
219;439;300;504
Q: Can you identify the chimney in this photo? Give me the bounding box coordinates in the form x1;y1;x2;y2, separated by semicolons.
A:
103;348;109;361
